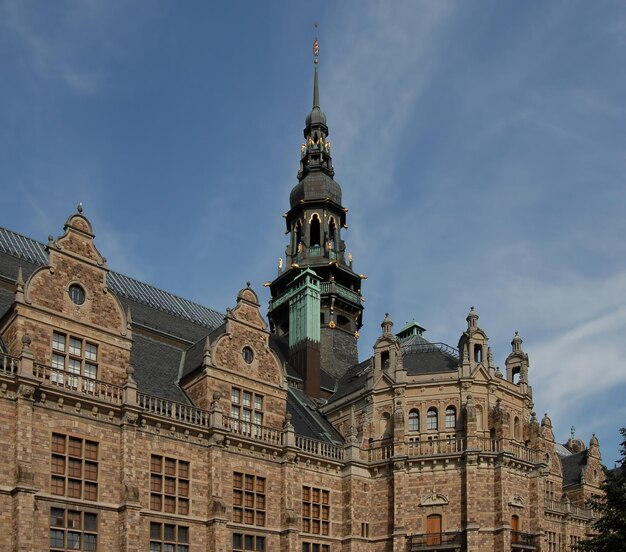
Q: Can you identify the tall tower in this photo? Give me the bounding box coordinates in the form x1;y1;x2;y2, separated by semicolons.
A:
268;36;364;392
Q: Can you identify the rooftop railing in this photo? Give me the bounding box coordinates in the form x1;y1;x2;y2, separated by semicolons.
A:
295;435;344;460
0;351;19;375
138;393;210;427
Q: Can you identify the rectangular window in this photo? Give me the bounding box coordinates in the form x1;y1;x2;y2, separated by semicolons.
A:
302;487;330;536
149;522;189;552
233;533;265;551
230;387;264;434
233;472;266;527
150;455;190;515
49;508;97;552
50;331;98;391
51;434;98;501
302;544;330;552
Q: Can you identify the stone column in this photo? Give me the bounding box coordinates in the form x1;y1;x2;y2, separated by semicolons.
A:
14;335;39;552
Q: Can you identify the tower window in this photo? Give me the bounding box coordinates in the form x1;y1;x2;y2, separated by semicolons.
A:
474;344;483;363
310;214;321;247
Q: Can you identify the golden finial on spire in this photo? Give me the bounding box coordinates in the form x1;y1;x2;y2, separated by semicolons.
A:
313;23;319;65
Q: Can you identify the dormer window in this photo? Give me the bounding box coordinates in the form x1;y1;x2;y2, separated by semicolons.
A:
51;331;98;390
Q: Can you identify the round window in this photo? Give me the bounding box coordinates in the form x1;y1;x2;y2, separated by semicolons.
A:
68;284;85;305
242;346;254;364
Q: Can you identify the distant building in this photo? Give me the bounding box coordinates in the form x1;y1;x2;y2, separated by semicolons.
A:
0;46;603;552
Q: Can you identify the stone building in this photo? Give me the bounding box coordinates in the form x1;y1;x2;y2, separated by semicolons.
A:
0;46;604;552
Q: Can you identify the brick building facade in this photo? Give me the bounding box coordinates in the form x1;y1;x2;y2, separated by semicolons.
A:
0;46;603;552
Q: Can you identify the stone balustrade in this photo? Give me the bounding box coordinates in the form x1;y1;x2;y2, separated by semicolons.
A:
0;351;19;374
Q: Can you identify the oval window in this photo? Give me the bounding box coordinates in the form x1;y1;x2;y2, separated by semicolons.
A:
242;346;254;364
68;284;85;305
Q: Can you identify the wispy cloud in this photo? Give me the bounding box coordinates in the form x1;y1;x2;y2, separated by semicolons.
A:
0;0;127;95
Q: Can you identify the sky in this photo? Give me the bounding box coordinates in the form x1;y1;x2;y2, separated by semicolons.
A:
1;0;625;466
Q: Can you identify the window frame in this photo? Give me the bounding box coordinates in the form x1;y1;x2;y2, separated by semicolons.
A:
150;455;190;515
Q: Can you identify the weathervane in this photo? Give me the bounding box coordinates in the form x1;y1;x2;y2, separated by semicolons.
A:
313;23;319;65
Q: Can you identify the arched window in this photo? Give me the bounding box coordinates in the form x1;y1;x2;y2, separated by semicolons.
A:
409;410;419;432
445;406;456;429
381;351;390;370
328;217;336;248
427;408;438;430
426;514;442;545
474;344;483;363
310;214;321;247
514;416;521;440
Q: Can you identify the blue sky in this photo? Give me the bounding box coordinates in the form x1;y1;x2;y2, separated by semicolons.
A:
1;0;625;466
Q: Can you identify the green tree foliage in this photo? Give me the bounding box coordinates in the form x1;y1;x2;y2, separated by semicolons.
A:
575;428;626;552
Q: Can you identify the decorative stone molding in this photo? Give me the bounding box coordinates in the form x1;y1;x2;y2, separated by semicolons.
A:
17;384;36;400
509;495;524;508
419;492;449;507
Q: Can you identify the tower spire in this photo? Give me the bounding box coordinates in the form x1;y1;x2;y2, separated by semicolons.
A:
313;26;320;109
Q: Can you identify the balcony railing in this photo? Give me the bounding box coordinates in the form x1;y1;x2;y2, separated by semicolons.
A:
33;363;124;404
511;531;537;548
295;435;344;460
319;281;361;304
367;436;538;464
544;499;595;518
408;532;463;550
368;442;394;462
407;437;466;456
223;415;284;446
0;352;19;375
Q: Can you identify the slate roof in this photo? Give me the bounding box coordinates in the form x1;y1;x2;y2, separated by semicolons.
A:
0;227;224;331
130;334;191;404
330;359;371;402
0;226;345;442
329;334;458;403
287;387;343;443
560;450;588;488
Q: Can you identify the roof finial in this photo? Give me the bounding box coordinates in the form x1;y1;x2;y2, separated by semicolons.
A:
312;24;320;109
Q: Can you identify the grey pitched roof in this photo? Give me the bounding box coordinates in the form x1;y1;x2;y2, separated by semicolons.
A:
330;359;371;402
0;227;224;331
180;337;209;380
401;335;459;375
287;387;343;444
0;288;15;324
560;450;588;487
131;334;190;404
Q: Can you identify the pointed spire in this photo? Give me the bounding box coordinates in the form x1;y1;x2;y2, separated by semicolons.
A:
15;267;25;302
313;64;320;109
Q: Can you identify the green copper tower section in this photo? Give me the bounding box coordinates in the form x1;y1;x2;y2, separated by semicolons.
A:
288;269;321;348
287;269;322;397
